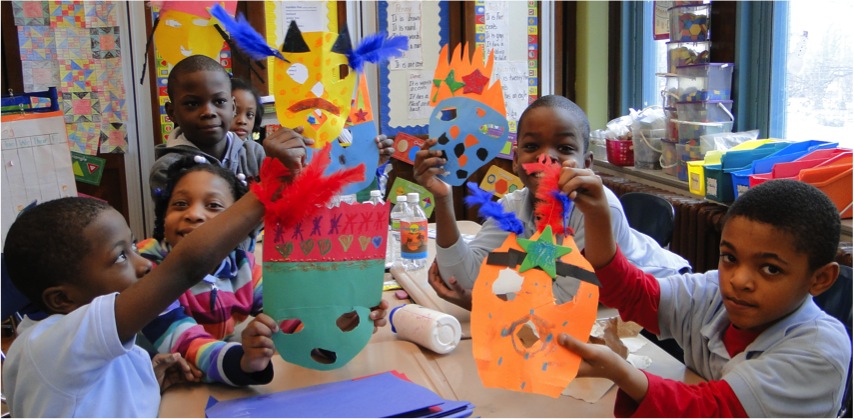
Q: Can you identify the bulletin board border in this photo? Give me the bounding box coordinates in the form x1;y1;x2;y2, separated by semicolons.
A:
377;1;450;137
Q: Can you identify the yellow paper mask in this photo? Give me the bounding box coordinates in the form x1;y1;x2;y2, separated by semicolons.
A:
153;2;235;67
273;23;356;148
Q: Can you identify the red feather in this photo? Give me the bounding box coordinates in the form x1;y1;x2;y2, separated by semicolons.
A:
521;154;575;236
250;143;365;230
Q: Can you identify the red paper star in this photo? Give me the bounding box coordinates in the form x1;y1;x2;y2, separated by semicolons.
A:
354;108;368;122
462;69;489;95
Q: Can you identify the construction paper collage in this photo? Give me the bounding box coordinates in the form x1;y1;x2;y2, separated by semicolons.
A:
13;1;129;155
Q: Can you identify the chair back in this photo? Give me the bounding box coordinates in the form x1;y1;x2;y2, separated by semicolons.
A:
619;192;675;247
813;264;852;417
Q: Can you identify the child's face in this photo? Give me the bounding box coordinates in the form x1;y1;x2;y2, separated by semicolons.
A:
163;170;236;247
230;89;257;140
166;70;234;149
718;216;820;332
512;107;593;199
71;208;151;308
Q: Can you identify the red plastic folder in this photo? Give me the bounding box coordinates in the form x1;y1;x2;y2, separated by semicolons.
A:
204;371;474;418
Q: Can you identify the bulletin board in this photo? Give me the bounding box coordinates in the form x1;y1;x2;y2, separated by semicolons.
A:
377;0;451;137
473;0;540;158
1;111;77;250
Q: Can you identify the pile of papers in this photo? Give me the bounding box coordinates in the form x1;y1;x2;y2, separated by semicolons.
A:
205;371;474;418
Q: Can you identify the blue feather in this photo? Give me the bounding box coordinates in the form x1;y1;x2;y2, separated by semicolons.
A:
210;4;286;62
348;32;408;72
463;182;524;235
550;190;573;221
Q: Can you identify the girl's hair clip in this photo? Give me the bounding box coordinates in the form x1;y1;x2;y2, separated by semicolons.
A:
193;155;209;164
237;173;247;186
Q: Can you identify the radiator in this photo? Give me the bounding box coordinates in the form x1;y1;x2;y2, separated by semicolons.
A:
599;174;726;273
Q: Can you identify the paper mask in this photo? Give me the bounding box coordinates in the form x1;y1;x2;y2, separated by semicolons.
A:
263;201;390;370
305;74;377;195
428;44;509;186
153;1;235;67
273;22;356;147
471;225;599;397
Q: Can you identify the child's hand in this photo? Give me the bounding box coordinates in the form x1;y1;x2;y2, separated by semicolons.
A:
152;352;202;393
557;164;616;269
240;313;278;374
413;138;451;199
427;260;472;310
369;299;390;333
375;135;394;167
263;126;315;178
558;333;650;402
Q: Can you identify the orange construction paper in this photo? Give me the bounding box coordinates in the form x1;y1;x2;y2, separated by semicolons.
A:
273;31;355;148
471;230;599;398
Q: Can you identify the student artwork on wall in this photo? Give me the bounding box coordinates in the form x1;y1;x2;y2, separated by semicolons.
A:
255;145;388;371
378;1;451;137
479;165;523;198
474;0;539;159
13;0;130;154
388;177;435;218
391;132;426;165
427;44;510;187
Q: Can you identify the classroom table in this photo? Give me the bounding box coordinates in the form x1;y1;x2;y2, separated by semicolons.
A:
161;221;704;417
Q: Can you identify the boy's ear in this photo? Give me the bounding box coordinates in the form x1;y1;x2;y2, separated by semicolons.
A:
808;261;840;297
582;150;594;169
165;101;174;121
511;145;519;174
42;285;81;315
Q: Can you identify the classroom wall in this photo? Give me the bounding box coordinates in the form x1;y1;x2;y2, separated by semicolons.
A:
575;2;610;132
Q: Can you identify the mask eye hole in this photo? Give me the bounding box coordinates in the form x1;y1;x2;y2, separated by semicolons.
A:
278;318;303;334
438;108;457;121
336;310;360;332
337;64;350;81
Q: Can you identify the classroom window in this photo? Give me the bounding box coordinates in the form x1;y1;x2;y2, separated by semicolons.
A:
770;0;853;148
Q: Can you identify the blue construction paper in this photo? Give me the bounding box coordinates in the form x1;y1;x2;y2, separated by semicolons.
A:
306;120;379;195
205;371;466;418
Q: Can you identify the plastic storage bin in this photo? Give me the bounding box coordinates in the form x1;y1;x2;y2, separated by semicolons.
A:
685;150;724;196
799;164;853;219
677;63;734;101
675;119;734;144
606;138;634;166
664;108;679;141
676;143;703;181
675;100;734;123
704;142;790;203
749;151;852;188
660;138;679;176
669;4;711;42
660;74;681;109
632;128;664;170
666;41;711;73
729;140;838;199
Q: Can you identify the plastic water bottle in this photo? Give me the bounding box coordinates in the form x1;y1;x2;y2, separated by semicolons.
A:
400;192;428;271
368;190;384;205
389;195;409;267
389;304;462;354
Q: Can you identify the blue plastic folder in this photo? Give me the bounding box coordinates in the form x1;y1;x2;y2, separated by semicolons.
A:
205;371;474;418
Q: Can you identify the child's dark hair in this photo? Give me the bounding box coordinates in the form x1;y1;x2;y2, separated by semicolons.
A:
723;179;840;271
517;95;591;152
152;156;249;242
167;55;230;101
231;77;265;135
4;197;112;310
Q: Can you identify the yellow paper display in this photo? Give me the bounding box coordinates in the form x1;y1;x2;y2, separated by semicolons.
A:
153;2;235;67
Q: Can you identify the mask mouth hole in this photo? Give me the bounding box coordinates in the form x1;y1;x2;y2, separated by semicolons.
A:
310;348;338;364
336;310;360;332
516;321;540;349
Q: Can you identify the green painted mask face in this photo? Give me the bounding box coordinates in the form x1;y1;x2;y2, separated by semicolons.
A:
262;201;390;370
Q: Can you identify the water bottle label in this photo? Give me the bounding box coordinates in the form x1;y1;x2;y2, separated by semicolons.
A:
391;220;401;230
400;220;428;259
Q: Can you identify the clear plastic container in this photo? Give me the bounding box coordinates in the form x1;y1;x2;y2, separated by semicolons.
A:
665;108;679;141
632;128;665;170
666;41;711;73
675;100;734;123
590;129;608;161
677;63;735;102
675;119;734;144
676;143;703;181
660;138;679;177
389;195;409;267
659;73;681;108
368;190;384;205
400;193;427;271
668;4;711;42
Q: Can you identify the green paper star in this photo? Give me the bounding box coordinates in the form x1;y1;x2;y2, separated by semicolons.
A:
516;225;572;278
444;70;466;93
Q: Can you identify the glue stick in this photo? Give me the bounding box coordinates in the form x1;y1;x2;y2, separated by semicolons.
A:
389;304;462;354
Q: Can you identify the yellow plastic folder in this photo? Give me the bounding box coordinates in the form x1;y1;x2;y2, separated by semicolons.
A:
686;139;777;196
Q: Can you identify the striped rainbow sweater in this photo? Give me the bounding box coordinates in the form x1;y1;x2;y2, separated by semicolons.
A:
138;238;271;386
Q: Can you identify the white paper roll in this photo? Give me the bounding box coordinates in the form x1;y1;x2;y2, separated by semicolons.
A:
389;304;462;354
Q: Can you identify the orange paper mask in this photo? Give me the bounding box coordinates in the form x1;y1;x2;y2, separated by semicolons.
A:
471;226;599;398
153;2;235;67
273;23;356;148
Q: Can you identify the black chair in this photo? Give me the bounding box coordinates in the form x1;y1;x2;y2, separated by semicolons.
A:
814;264;853;418
618;192;675;248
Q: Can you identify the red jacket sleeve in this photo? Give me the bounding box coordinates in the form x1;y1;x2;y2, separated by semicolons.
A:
614;371;748;417
595;247;662;334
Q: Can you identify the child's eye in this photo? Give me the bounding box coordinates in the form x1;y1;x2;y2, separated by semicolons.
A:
215;99;228;106
719;253;735;264
761;265;782;275
170;200;188;208
557;145;576;155
131;241;139;254
207;202;225;210
246;112;255;119
522;143;539;152
184;101;198;108
115;251;128;264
